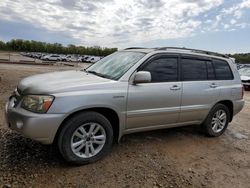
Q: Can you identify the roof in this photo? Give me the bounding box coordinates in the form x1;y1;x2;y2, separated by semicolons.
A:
123;47;229;59
122;47;155;53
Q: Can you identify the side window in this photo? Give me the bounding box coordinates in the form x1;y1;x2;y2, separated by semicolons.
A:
207;61;216;80
181;58;207;81
213;59;233;80
142;57;178;82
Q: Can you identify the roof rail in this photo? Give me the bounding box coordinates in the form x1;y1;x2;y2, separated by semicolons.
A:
156;47;229;58
124;47;148;50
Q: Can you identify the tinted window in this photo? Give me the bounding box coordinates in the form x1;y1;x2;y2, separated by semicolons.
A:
181;58;207;81
213;59;233;80
207;61;216;80
142;57;178;82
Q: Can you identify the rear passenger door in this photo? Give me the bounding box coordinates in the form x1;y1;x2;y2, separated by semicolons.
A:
179;56;220;123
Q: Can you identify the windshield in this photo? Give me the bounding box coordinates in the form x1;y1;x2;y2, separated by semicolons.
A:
238;68;250;77
86;51;145;80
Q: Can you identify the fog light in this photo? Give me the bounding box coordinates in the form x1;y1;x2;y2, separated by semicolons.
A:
16;121;23;129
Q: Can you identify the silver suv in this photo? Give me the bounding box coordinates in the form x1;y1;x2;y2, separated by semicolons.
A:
5;47;245;164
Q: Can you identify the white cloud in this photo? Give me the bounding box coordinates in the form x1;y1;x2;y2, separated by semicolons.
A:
203;0;250;33
0;0;249;47
224;24;230;29
240;0;250;8
230;19;237;25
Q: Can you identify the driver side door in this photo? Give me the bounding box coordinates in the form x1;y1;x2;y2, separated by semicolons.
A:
126;55;182;130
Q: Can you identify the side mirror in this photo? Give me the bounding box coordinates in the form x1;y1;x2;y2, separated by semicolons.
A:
134;71;151;84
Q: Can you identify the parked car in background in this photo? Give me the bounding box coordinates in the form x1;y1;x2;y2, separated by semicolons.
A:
20;52;104;63
237;63;250;70
41;54;61;61
62;55;78;62
78;55;85;62
89;56;101;63
5;47;244;165
238;67;250;90
33;53;43;59
82;56;91;62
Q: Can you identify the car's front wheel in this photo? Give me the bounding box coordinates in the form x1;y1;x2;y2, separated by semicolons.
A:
203;104;230;137
58;112;113;165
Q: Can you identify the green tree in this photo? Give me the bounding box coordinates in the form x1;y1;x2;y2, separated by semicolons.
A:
0;39;118;56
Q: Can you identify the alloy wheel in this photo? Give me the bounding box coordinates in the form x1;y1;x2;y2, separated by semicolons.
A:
70;123;106;158
211;109;227;133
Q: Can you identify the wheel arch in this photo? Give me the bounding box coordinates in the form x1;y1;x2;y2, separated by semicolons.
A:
54;107;121;144
214;100;234;122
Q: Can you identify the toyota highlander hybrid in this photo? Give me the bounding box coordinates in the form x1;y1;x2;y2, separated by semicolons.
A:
5;47;245;164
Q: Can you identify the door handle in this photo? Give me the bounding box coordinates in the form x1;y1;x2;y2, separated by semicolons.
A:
210;83;218;88
170;85;181;91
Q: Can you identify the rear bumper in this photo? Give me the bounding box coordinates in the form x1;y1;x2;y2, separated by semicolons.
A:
5;99;65;144
242;82;250;86
233;99;245;116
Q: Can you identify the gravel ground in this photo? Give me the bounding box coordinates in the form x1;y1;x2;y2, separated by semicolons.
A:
0;63;250;188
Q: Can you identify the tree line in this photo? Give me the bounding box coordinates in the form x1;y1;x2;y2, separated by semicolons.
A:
0;39;118;56
228;53;250;64
0;39;250;63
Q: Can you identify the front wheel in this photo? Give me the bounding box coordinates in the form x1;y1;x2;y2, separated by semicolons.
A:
58;112;113;165
202;104;230;137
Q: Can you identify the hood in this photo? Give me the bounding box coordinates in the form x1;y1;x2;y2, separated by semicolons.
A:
241;76;250;81
18;70;113;94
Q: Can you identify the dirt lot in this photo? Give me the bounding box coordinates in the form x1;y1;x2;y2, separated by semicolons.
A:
0;63;250;188
0;52;36;63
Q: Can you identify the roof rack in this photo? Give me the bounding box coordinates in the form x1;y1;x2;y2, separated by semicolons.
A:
156;47;229;58
124;47;148;50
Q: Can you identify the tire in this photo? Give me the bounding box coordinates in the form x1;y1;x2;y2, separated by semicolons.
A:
57;111;113;165
202;104;230;137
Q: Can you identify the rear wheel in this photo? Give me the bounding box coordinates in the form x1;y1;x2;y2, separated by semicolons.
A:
203;104;230;137
58;112;113;165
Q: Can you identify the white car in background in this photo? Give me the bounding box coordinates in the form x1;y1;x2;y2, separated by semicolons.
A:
238;67;250;90
82;56;91;62
78;55;86;62
41;54;61;61
65;55;78;62
89;56;101;63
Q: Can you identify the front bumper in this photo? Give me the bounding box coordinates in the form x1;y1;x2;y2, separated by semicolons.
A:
5;97;65;144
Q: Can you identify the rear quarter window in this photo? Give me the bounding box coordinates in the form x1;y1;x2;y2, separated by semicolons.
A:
213;59;233;80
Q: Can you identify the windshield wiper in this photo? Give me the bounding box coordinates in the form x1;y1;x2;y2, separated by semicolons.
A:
86;70;113;80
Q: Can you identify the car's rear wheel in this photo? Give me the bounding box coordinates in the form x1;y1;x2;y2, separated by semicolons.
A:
203;104;230;137
58;111;113;165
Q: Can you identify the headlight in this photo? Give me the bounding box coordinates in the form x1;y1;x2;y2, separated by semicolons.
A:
21;95;54;113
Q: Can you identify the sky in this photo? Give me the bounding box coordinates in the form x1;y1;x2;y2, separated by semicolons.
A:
0;0;250;53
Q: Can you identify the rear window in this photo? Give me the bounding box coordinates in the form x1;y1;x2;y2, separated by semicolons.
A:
213;59;233;80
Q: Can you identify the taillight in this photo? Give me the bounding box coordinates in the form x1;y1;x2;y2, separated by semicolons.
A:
241;85;244;99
